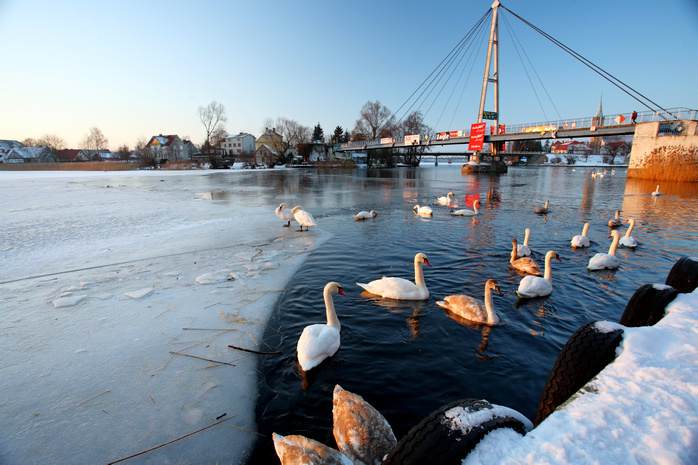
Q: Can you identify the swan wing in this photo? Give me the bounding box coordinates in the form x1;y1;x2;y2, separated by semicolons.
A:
516;244;531;257
619;236;637;248
511;257;542;276
297;324;340;371
517;276;552;298
294;210;317;227
452;209;475;216
588;253;620;270
570;235;590;248
357;277;426;300
437;295;487;323
273;433;352;465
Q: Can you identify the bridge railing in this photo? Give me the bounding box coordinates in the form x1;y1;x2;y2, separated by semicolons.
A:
339;107;697;149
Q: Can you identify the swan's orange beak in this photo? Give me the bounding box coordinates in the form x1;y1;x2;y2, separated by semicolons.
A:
556;255;561;261
495;285;503;296
424;259;431;267
338;288;346;296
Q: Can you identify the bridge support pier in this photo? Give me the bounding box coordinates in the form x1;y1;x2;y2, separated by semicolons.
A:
627;120;698;182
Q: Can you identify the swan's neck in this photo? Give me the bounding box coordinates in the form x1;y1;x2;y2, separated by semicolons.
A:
625;220;635;236
510;244;517;264
473;202;479;213
543;253;554;283
324;289;340;329
523;228;530;246
582;223;590;237
484;286;498;324
608;233;620;255
414;260;426;288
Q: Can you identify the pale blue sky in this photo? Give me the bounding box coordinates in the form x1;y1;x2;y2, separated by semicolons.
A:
1;0;696;149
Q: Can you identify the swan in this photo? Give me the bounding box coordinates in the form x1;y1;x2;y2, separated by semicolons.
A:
332;385;397;465
275;203;295;227
357;252;430;300
535;200;549;214
510;239;542;275
608;209;621;228
516;228;532;257
296;282;345;371
452;200;480;216
437;192;456;206
588;230;621;270
273;433;352;465
516;250;561;298
354;210;377;220
652;185;661;196
291;205;317;231
570;222;591;248
619;219;638;248
413;205;433;216
436;279;502;325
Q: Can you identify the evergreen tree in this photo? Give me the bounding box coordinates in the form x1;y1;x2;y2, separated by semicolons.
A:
332;126;344;143
312;123;324;142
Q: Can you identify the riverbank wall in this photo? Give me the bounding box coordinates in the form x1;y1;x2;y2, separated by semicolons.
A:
627;120;698;182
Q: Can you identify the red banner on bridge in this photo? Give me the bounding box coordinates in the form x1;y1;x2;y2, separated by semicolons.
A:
468;123;486;151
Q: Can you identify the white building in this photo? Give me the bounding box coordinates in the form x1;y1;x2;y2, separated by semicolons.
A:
222;133;256;157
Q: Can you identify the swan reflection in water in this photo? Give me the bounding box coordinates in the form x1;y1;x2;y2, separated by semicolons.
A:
442;310;494;362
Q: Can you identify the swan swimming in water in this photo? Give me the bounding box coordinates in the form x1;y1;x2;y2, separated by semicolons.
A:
619;218;638;248
510;239;542;275
275;203;295;227
291;205;317;231
608;210;622;228
436;279;502;326
437;192;456;206
413;205;433;216
516;250;561;298
357;252;431;300
588;230;621;270
516;228;532;257
535;200;549;214
354;210;377;220
652;185;661;196
452;200;480;216
570;222;591;248
296;282;345;371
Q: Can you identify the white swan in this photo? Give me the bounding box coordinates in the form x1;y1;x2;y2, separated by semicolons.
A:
452;200;480;216
291;205;317;231
570;222;591;248
436;279;502;325
516;250;561;298
619;219;638;248
510;239;542;276
357;252;430;300
332;385;397;465
273;433;352;465
354;210;377;220
296;282;345;371
413;205;433;216
535;200;549;214
437;192;456;206
608;209;621;228
588;230;621;270
516;228;532;257
652;185;661;196
275;203;295;227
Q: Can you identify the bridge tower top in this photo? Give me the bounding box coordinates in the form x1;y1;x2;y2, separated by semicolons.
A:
478;0;500;128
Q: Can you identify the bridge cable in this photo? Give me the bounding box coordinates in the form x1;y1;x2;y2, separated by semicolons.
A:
378;9;492;137
500;4;675;119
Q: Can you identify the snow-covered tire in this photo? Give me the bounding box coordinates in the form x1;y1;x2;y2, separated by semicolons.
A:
619;284;679;327
665;256;698;293
383;398;529;465
534;321;623;427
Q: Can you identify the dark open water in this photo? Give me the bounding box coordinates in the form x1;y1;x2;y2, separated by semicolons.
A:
242;164;698;464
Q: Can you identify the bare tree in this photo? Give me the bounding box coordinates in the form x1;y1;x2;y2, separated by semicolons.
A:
352;100;395;140
21;137;37;146
211;127;228;150
265;117;311;164
37;134;66;153
80;127;109;151
199;101;227;152
135;136;156;168
397;111;430;165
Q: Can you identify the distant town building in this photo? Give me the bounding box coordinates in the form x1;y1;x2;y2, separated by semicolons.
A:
551;140;591;155
254;144;277;166
221;133;256;157
255;128;282;152
55;149;92;162
145;134;195;162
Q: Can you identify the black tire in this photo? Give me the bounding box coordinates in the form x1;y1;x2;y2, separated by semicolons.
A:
534;321;623;427
619;284;679;327
383;398;528;465
665;256;698;293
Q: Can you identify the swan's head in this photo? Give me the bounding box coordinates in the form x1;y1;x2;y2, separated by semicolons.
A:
325;281;346;296
370;210;378;217
448;192;455;197
546;250;561;262
486;279;503;296
278;203;287;210
415;253;431;267
608;230;620;240
625;218;635;226
291;206;303;214
413;205;420;213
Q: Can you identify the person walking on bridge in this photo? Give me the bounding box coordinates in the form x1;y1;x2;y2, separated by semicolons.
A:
631;111;637;124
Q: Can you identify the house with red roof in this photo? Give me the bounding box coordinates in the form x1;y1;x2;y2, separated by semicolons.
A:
145;134;196;163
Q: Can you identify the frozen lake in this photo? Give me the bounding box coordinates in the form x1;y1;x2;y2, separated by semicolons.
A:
1;166;696;464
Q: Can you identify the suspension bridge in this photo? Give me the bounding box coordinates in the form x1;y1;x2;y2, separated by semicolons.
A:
335;1;696;154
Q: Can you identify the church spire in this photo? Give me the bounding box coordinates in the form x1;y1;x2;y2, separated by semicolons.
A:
596;94;603;118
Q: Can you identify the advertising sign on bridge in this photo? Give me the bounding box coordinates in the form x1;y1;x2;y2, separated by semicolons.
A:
468;123;487;151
